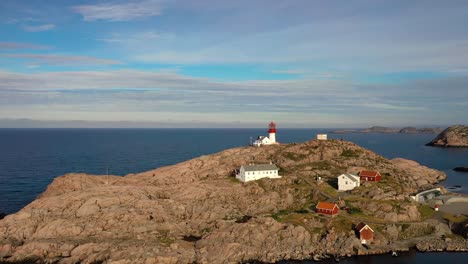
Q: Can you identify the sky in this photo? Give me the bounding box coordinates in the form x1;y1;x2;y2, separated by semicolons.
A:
0;0;468;128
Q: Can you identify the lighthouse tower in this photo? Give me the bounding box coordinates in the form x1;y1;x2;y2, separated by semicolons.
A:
268;122;277;143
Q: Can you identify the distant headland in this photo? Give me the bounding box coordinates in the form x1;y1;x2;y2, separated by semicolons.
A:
332;126;443;134
426;125;468;147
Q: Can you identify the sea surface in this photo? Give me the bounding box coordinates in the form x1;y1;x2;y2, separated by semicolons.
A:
0;128;467;263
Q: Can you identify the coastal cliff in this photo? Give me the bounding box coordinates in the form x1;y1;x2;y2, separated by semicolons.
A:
0;139;463;264
426;125;468;147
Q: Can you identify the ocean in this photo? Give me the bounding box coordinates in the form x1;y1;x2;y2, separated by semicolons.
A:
1;128;467;215
0;128;467;263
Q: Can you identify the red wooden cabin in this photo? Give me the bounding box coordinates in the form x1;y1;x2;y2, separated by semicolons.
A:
316;201;339;216
356;222;374;244
359;170;382;182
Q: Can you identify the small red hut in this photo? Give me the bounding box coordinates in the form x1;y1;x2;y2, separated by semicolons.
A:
359;170;382;182
316;201;339;217
356;222;374;244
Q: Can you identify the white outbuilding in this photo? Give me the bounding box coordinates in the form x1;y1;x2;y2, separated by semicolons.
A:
236;164;280;182
317;134;328;140
337;173;360;191
253;136;272;146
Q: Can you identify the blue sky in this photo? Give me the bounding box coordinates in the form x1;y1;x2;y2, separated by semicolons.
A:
1;0;468;127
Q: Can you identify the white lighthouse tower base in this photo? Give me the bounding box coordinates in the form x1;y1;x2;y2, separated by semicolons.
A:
269;132;276;143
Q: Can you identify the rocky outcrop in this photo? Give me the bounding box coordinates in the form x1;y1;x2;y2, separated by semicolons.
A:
427;125;468;147
453;167;468;172
391;158;447;189
0;140;453;263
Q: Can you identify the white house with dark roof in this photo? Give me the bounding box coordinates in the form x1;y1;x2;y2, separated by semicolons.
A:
236;163;280;182
337;173;360;191
253;136;273;147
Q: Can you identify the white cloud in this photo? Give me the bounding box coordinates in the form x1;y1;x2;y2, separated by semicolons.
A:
0;42;51;50
3;54;122;66
73;0;164;21
22;24;55;32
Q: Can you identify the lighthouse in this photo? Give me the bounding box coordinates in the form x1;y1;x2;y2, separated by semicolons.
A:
268;122;277;143
252;121;279;146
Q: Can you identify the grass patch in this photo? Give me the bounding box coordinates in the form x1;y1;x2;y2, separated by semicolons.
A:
340;149;360;157
418;204;435;220
443;213;468;223
347;207;362;215
283;152;307;161
331;216;354;233
310;161;331;170
228;177;240;183
272;210;290;221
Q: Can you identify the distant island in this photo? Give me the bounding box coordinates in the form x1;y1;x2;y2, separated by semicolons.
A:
426;125;468;147
0;139;466;263
332;126;443;134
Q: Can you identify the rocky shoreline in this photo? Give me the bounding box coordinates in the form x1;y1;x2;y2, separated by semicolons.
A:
0;139;466;263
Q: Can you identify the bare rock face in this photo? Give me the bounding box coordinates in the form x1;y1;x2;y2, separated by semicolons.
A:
427;125;468;147
391;158;447;190
0;140;449;263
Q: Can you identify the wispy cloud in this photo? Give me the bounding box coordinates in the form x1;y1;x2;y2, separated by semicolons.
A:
0;69;466;126
73;0;164;21
271;69;306;75
0;42;51;50
22;23;55;32
3;54;122;66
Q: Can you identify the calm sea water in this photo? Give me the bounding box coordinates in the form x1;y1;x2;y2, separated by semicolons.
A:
1;128;467;214
0;128;467;262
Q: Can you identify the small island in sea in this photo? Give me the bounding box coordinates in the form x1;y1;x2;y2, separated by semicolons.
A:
332;126;443;134
426;125;468;147
0;130;467;263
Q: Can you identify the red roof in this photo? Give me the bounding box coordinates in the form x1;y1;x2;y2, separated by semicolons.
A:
359;171;380;177
316;201;337;210
356;222;374;232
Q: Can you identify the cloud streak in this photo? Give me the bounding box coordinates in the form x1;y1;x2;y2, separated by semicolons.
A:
22;23;55;32
73;0;164;21
3;54;122;66
0;42;51;50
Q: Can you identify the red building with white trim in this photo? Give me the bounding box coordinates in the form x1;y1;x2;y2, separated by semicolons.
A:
316;201;339;216
359;170;382;182
355;222;374;244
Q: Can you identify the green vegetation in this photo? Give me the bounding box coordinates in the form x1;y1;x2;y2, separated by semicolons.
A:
330;216;354;233
347;206;362;215
283;152;307;161
399;224;435;239
417;204;435;220
157;230;175;246
443;213;468;223
340;149;360;158
272;210;290;221
228;177;240;183
310;160;331;170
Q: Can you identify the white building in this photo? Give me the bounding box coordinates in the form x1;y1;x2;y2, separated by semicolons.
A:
253;136;272;146
236;164;280;182
252;122;278;147
317;134;328;140
337;173;360;191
